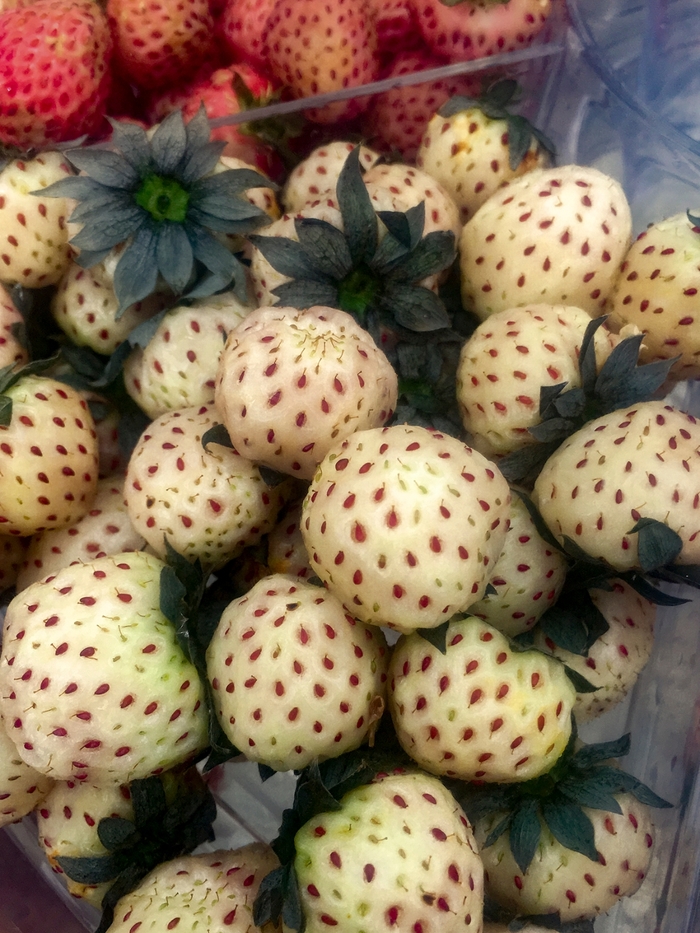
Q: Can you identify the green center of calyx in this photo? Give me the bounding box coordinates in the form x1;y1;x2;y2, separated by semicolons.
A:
337;264;380;319
135;173;190;223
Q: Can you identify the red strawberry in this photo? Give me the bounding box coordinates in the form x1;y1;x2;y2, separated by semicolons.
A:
0;0;113;148
367;0;422;52
411;0;552;64
219;0;277;70
263;0;381;124
106;0;217;90
362;49;482;160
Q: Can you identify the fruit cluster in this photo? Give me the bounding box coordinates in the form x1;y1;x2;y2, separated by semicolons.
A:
0;1;696;932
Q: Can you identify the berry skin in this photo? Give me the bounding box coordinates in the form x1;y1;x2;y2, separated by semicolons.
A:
455;304;619;459
0;551;209;784
532;401;700;572
106;0;216;90
0;152;73;289
125;405;288;570
468;491;568;637
106;844;281;933
17;476;146;590
267;500;313;580
0;716;53;826
37;779;134;906
0;0;113;148
388;616;575;782
214;305;398;480
123;291;254;420
416;103;552;224
534;580;656;721
607;211;700;382
263;0;380;124
294;769;484;933
219;0;277;70
476;793;656;920
301;424;511;632
0;283;28;370
362;161;461;239
206;573;389;771
411;0;552;64
459;165;633;321
0;375;99;537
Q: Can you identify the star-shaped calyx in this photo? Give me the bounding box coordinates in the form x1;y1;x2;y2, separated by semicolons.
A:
249;146;465;431
36;107;275;314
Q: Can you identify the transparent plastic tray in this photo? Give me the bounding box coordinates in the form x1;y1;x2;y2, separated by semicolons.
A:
4;5;700;931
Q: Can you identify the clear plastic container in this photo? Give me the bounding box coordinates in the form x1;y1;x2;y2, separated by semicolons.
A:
5;3;700;932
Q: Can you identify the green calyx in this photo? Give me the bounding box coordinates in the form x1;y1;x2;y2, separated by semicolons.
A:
337;263;380;319
454;726;672;874
499;316;678;487
249;146;466;432
34;106;275;316
134;173;190;223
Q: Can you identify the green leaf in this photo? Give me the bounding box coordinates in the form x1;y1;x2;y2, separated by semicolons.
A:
56;853;125;886
336;146;378;265
107;118;153;175
0;394;12;427
509;798;542;872
629;518;683;572
383;229;456;282
65;147;139;189
180;139;227;186
613;772;673;809
34;175;109;202
438;94;480;118
505;114;536;170
202;423;234;450
156;222;194;294
541;800;598;861
259;763;277;782
112;225;160;316
254;862;305;932
578;315;606;397
294;218;354;279
564;665;598;694
150;109;188;175
70;204;145;253
539;605;590;656
248;233;333;282
484;812;513;848
160;565;187;631
417;621;450;654
572;734;631;769
558;777;623;814
619;571;691;606
186;224;238;282
382;284;451;332
272;279;340;309
377;202;425;249
130;775;168;827
97;816;138;851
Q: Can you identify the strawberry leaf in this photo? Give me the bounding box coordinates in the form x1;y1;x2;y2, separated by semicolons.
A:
273;279;340;308
563;665;598;694
254;862;305;933
508;798;541;872
557;776;624;814
417;620;451;654
97;816;139;851
294;218;353;279
131;775;168;827
541;800;598;861
382;284;451;332
57;852;127;885
336;146;378;265
629;518;683;572
202;423;234;450
572;734;631;768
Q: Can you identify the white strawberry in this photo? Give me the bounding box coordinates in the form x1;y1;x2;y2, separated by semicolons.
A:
0;152;73;288
123;289;254;420
531;400;700;572
534;579;656;722
106;843;280;933
607;210;700;382
267;499;313;580
16;475;146;590
293;768;484;933
468;491;568;637
0;374;99;536
477;793;657;920
214;304;398;481
361;162;462;239
301;423;511;632
455;304;619;459
389;615;575;782
0;715;53;826
0;550;209;784
459;165;632;321
38;779;134;906
125;404;288;569
206;573;389;771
